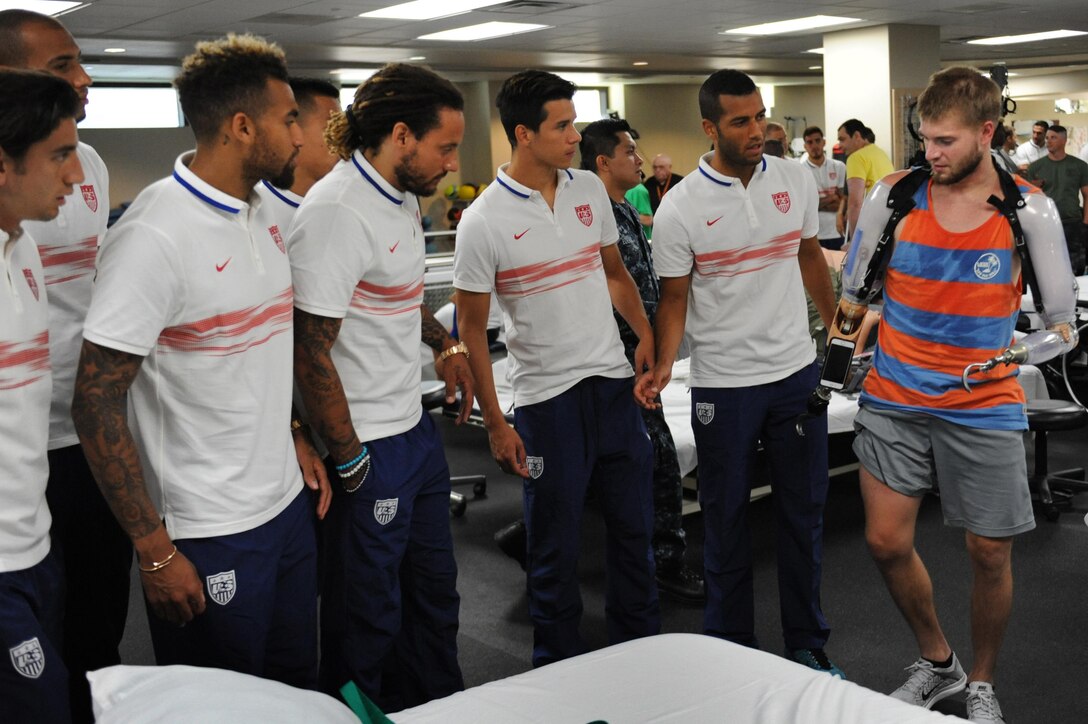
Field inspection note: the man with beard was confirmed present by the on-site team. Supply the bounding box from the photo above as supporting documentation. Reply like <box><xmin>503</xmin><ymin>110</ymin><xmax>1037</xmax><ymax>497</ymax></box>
<box><xmin>642</xmin><ymin>69</ymin><xmax>841</xmax><ymax>676</ymax></box>
<box><xmin>829</xmin><ymin>67</ymin><xmax>1077</xmax><ymax>723</ymax></box>
<box><xmin>288</xmin><ymin>63</ymin><xmax>472</xmax><ymax>710</ymax></box>
<box><xmin>73</xmin><ymin>34</ymin><xmax>329</xmax><ymax>687</ymax></box>
<box><xmin>0</xmin><ymin>12</ymin><xmax>125</xmax><ymax>720</ymax></box>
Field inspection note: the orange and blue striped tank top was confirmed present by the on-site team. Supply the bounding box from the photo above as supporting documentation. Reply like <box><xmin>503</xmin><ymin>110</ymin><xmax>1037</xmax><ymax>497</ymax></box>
<box><xmin>861</xmin><ymin>179</ymin><xmax>1028</xmax><ymax>430</ymax></box>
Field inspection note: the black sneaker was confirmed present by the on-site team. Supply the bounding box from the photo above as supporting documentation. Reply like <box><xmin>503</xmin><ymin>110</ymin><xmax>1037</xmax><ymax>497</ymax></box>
<box><xmin>493</xmin><ymin>519</ymin><xmax>527</xmax><ymax>570</ymax></box>
<box><xmin>655</xmin><ymin>563</ymin><xmax>705</xmax><ymax>604</ymax></box>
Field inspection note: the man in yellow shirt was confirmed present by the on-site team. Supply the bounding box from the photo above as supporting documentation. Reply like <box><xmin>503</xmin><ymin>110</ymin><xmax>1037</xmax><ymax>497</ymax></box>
<box><xmin>838</xmin><ymin>118</ymin><xmax>894</xmax><ymax>238</ymax></box>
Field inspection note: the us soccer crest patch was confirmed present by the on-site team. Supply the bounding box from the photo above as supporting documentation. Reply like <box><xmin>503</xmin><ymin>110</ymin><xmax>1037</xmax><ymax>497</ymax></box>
<box><xmin>269</xmin><ymin>225</ymin><xmax>286</xmax><ymax>254</ymax></box>
<box><xmin>9</xmin><ymin>638</ymin><xmax>45</xmax><ymax>679</ymax></box>
<box><xmin>81</xmin><ymin>184</ymin><xmax>98</xmax><ymax>212</ymax></box>
<box><xmin>526</xmin><ymin>456</ymin><xmax>544</xmax><ymax>479</ymax></box>
<box><xmin>575</xmin><ymin>204</ymin><xmax>593</xmax><ymax>227</ymax></box>
<box><xmin>696</xmin><ymin>402</ymin><xmax>715</xmax><ymax>425</ymax></box>
<box><xmin>772</xmin><ymin>191</ymin><xmax>791</xmax><ymax>214</ymax></box>
<box><xmin>22</xmin><ymin>269</ymin><xmax>38</xmax><ymax>301</ymax></box>
<box><xmin>374</xmin><ymin>498</ymin><xmax>398</xmax><ymax>525</ymax></box>
<box><xmin>206</xmin><ymin>570</ymin><xmax>237</xmax><ymax>606</ymax></box>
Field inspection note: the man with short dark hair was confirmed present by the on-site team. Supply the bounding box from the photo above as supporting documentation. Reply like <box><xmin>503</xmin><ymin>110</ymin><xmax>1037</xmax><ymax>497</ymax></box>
<box><xmin>800</xmin><ymin>125</ymin><xmax>847</xmax><ymax>250</ymax></box>
<box><xmin>256</xmin><ymin>76</ymin><xmax>342</xmax><ymax>228</ymax></box>
<box><xmin>1026</xmin><ymin>124</ymin><xmax>1088</xmax><ymax>274</ymax></box>
<box><xmin>838</xmin><ymin>118</ymin><xmax>893</xmax><ymax>236</ymax></box>
<box><xmin>0</xmin><ymin>10</ymin><xmax>124</xmax><ymax>721</ymax></box>
<box><xmin>645</xmin><ymin>68</ymin><xmax>841</xmax><ymax>677</ymax></box>
<box><xmin>579</xmin><ymin>117</ymin><xmax>704</xmax><ymax>603</ymax></box>
<box><xmin>73</xmin><ymin>34</ymin><xmax>328</xmax><ymax>687</ymax></box>
<box><xmin>290</xmin><ymin>63</ymin><xmax>471</xmax><ymax>710</ymax></box>
<box><xmin>0</xmin><ymin>67</ymin><xmax>84</xmax><ymax>724</ymax></box>
<box><xmin>455</xmin><ymin>70</ymin><xmax>660</xmax><ymax>667</ymax></box>
<box><xmin>1012</xmin><ymin>120</ymin><xmax>1048</xmax><ymax>169</ymax></box>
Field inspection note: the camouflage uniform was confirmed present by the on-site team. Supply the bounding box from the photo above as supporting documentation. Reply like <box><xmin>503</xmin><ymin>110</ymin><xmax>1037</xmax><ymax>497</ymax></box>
<box><xmin>610</xmin><ymin>198</ymin><xmax>687</xmax><ymax>569</ymax></box>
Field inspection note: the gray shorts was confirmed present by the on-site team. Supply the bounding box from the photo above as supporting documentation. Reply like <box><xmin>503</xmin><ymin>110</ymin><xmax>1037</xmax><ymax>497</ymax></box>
<box><xmin>852</xmin><ymin>405</ymin><xmax>1034</xmax><ymax>537</ymax></box>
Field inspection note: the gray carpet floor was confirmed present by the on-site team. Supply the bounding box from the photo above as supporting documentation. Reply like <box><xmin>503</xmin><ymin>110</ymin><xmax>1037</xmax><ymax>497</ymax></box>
<box><xmin>119</xmin><ymin>412</ymin><xmax>1088</xmax><ymax>722</ymax></box>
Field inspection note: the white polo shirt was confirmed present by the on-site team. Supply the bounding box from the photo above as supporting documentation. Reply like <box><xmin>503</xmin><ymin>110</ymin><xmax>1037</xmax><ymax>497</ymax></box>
<box><xmin>288</xmin><ymin>151</ymin><xmax>424</xmax><ymax>442</ymax></box>
<box><xmin>800</xmin><ymin>154</ymin><xmax>845</xmax><ymax>241</ymax></box>
<box><xmin>0</xmin><ymin>228</ymin><xmax>52</xmax><ymax>572</ymax></box>
<box><xmin>1013</xmin><ymin>139</ymin><xmax>1046</xmax><ymax>167</ymax></box>
<box><xmin>23</xmin><ymin>142</ymin><xmax>109</xmax><ymax>449</ymax></box>
<box><xmin>84</xmin><ymin>153</ymin><xmax>302</xmax><ymax>540</ymax></box>
<box><xmin>454</xmin><ymin>165</ymin><xmax>632</xmax><ymax>408</ymax></box>
<box><xmin>255</xmin><ymin>179</ymin><xmax>303</xmax><ymax>239</ymax></box>
<box><xmin>653</xmin><ymin>154</ymin><xmax>820</xmax><ymax>388</ymax></box>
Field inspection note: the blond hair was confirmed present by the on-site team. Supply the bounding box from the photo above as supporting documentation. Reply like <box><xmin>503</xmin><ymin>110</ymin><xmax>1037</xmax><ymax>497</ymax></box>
<box><xmin>917</xmin><ymin>66</ymin><xmax>1001</xmax><ymax>127</ymax></box>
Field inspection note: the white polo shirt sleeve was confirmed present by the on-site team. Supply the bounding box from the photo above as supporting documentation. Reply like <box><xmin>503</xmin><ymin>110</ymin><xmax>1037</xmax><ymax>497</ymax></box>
<box><xmin>85</xmin><ymin>217</ymin><xmax>183</xmax><ymax>356</ymax></box>
<box><xmin>452</xmin><ymin>209</ymin><xmax>497</xmax><ymax>294</ymax></box>
<box><xmin>650</xmin><ymin>194</ymin><xmax>694</xmax><ymax>278</ymax></box>
<box><xmin>288</xmin><ymin>198</ymin><xmax>373</xmax><ymax>319</ymax></box>
<box><xmin>798</xmin><ymin>169</ymin><xmax>821</xmax><ymax>239</ymax></box>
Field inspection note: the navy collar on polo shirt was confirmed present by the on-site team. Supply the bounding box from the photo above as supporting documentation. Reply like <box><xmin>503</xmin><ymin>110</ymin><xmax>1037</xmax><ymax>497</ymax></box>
<box><xmin>697</xmin><ymin>154</ymin><xmax>768</xmax><ymax>187</ymax></box>
<box><xmin>260</xmin><ymin>179</ymin><xmax>302</xmax><ymax>209</ymax></box>
<box><xmin>495</xmin><ymin>163</ymin><xmax>575</xmax><ymax>201</ymax></box>
<box><xmin>171</xmin><ymin>152</ymin><xmax>256</xmax><ymax>215</ymax></box>
<box><xmin>351</xmin><ymin>149</ymin><xmax>406</xmax><ymax>206</ymax></box>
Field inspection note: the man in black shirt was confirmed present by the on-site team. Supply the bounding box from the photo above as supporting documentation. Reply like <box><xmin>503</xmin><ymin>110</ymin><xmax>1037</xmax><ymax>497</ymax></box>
<box><xmin>644</xmin><ymin>153</ymin><xmax>684</xmax><ymax>214</ymax></box>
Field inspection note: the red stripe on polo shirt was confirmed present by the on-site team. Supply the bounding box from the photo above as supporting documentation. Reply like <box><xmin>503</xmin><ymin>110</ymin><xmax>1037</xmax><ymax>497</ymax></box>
<box><xmin>495</xmin><ymin>242</ymin><xmax>602</xmax><ymax>297</ymax></box>
<box><xmin>38</xmin><ymin>236</ymin><xmax>97</xmax><ymax>285</ymax></box>
<box><xmin>0</xmin><ymin>331</ymin><xmax>51</xmax><ymax>389</ymax></box>
<box><xmin>349</xmin><ymin>276</ymin><xmax>424</xmax><ymax>316</ymax></box>
<box><xmin>158</xmin><ymin>288</ymin><xmax>293</xmax><ymax>355</ymax></box>
<box><xmin>694</xmin><ymin>229</ymin><xmax>801</xmax><ymax>278</ymax></box>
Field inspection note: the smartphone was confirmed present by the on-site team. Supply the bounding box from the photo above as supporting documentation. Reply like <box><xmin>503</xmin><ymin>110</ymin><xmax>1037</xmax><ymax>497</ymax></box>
<box><xmin>820</xmin><ymin>337</ymin><xmax>856</xmax><ymax>390</ymax></box>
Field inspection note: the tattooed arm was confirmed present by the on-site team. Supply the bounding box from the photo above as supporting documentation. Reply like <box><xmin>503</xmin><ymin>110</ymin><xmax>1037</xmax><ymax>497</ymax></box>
<box><xmin>420</xmin><ymin>303</ymin><xmax>474</xmax><ymax>424</ymax></box>
<box><xmin>72</xmin><ymin>340</ymin><xmax>206</xmax><ymax>625</ymax></box>
<box><xmin>293</xmin><ymin>309</ymin><xmax>368</xmax><ymax>490</ymax></box>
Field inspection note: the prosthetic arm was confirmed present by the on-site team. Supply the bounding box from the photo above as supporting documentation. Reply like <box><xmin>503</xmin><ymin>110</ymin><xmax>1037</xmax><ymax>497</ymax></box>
<box><xmin>962</xmin><ymin>191</ymin><xmax>1080</xmax><ymax>389</ymax></box>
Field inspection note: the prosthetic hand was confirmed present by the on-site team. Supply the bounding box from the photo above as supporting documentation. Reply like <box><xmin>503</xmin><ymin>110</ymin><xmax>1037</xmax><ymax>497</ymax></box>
<box><xmin>961</xmin><ymin>325</ymin><xmax>1079</xmax><ymax>391</ymax></box>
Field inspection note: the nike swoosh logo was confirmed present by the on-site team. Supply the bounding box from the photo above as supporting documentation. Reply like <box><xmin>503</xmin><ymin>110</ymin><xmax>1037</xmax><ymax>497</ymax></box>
<box><xmin>514</xmin><ymin>228</ymin><xmax>530</xmax><ymax>240</ymax></box>
<box><xmin>215</xmin><ymin>258</ymin><xmax>231</xmax><ymax>272</ymax></box>
<box><xmin>706</xmin><ymin>216</ymin><xmax>723</xmax><ymax>227</ymax></box>
<box><xmin>389</xmin><ymin>241</ymin><xmax>400</xmax><ymax>253</ymax></box>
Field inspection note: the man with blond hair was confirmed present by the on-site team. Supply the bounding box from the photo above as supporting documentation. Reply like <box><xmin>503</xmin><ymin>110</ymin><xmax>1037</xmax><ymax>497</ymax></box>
<box><xmin>73</xmin><ymin>34</ymin><xmax>327</xmax><ymax>686</ymax></box>
<box><xmin>830</xmin><ymin>67</ymin><xmax>1078</xmax><ymax>723</ymax></box>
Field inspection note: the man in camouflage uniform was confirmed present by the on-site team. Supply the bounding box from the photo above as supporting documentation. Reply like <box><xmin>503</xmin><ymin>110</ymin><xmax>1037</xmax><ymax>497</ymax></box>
<box><xmin>580</xmin><ymin>118</ymin><xmax>704</xmax><ymax>602</ymax></box>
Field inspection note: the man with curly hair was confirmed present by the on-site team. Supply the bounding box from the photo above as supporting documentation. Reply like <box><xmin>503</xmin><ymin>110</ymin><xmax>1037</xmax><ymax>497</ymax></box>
<box><xmin>72</xmin><ymin>34</ymin><xmax>328</xmax><ymax>687</ymax></box>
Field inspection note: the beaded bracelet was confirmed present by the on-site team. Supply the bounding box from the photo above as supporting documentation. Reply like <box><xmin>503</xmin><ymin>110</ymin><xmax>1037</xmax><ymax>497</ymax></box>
<box><xmin>138</xmin><ymin>545</ymin><xmax>178</xmax><ymax>573</ymax></box>
<box><xmin>337</xmin><ymin>455</ymin><xmax>369</xmax><ymax>479</ymax></box>
<box><xmin>335</xmin><ymin>446</ymin><xmax>368</xmax><ymax>473</ymax></box>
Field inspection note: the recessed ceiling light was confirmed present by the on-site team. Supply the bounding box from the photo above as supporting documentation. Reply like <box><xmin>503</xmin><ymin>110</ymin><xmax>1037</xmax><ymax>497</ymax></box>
<box><xmin>360</xmin><ymin>0</ymin><xmax>506</xmax><ymax>21</ymax></box>
<box><xmin>632</xmin><ymin>61</ymin><xmax>648</xmax><ymax>66</ymax></box>
<box><xmin>0</xmin><ymin>1</ymin><xmax>84</xmax><ymax>15</ymax></box>
<box><xmin>418</xmin><ymin>21</ymin><xmax>549</xmax><ymax>42</ymax></box>
<box><xmin>722</xmin><ymin>15</ymin><xmax>861</xmax><ymax>36</ymax></box>
<box><xmin>331</xmin><ymin>68</ymin><xmax>379</xmax><ymax>83</ymax></box>
<box><xmin>104</xmin><ymin>48</ymin><xmax>126</xmax><ymax>54</ymax></box>
<box><xmin>967</xmin><ymin>29</ymin><xmax>1086</xmax><ymax>45</ymax></box>
<box><xmin>408</xmin><ymin>56</ymin><xmax>427</xmax><ymax>61</ymax></box>
<box><xmin>808</xmin><ymin>65</ymin><xmax>822</xmax><ymax>70</ymax></box>
<box><xmin>807</xmin><ymin>48</ymin><xmax>824</xmax><ymax>54</ymax></box>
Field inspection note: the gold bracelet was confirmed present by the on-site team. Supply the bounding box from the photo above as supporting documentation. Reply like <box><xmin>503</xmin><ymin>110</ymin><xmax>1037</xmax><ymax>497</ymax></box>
<box><xmin>139</xmin><ymin>545</ymin><xmax>178</xmax><ymax>573</ymax></box>
<box><xmin>438</xmin><ymin>341</ymin><xmax>469</xmax><ymax>362</ymax></box>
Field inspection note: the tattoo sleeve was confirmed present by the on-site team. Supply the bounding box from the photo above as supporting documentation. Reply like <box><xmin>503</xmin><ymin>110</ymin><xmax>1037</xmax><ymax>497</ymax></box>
<box><xmin>420</xmin><ymin>303</ymin><xmax>453</xmax><ymax>353</ymax></box>
<box><xmin>71</xmin><ymin>340</ymin><xmax>161</xmax><ymax>541</ymax></box>
<box><xmin>293</xmin><ymin>308</ymin><xmax>362</xmax><ymax>464</ymax></box>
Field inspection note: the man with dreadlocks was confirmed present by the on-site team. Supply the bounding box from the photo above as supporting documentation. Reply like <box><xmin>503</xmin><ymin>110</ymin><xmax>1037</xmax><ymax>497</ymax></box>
<box><xmin>73</xmin><ymin>33</ymin><xmax>326</xmax><ymax>687</ymax></box>
<box><xmin>289</xmin><ymin>62</ymin><xmax>471</xmax><ymax>710</ymax></box>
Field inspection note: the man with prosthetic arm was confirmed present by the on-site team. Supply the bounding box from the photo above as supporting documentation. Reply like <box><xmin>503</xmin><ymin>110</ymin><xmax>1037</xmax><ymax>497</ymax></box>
<box><xmin>822</xmin><ymin>67</ymin><xmax>1077</xmax><ymax>724</ymax></box>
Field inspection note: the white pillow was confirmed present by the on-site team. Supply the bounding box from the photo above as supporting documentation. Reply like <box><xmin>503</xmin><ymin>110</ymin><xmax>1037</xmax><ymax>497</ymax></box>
<box><xmin>88</xmin><ymin>665</ymin><xmax>359</xmax><ymax>723</ymax></box>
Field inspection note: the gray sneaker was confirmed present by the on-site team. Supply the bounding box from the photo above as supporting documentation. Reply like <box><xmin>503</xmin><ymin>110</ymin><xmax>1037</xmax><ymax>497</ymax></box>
<box><xmin>890</xmin><ymin>654</ymin><xmax>967</xmax><ymax>709</ymax></box>
<box><xmin>966</xmin><ymin>681</ymin><xmax>1006</xmax><ymax>724</ymax></box>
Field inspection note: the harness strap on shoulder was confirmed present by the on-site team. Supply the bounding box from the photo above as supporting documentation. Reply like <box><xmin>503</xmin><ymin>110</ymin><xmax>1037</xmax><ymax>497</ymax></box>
<box><xmin>855</xmin><ymin>166</ymin><xmax>929</xmax><ymax>304</ymax></box>
<box><xmin>985</xmin><ymin>158</ymin><xmax>1044</xmax><ymax>316</ymax></box>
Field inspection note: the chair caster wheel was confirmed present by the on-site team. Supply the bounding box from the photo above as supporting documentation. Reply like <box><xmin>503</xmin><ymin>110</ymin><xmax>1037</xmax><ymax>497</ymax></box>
<box><xmin>473</xmin><ymin>481</ymin><xmax>487</xmax><ymax>498</ymax></box>
<box><xmin>1043</xmin><ymin>504</ymin><xmax>1060</xmax><ymax>522</ymax></box>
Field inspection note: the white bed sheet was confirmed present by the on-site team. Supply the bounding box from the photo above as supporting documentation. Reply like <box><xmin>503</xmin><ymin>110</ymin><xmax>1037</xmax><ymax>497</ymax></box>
<box><xmin>391</xmin><ymin>633</ymin><xmax>958</xmax><ymax>723</ymax></box>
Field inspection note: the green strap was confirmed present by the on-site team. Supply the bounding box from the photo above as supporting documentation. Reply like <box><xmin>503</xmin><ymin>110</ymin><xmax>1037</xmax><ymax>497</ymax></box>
<box><xmin>339</xmin><ymin>681</ymin><xmax>395</xmax><ymax>724</ymax></box>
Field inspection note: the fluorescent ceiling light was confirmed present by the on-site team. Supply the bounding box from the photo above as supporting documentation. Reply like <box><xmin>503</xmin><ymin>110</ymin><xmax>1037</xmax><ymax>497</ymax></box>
<box><xmin>419</xmin><ymin>21</ymin><xmax>549</xmax><ymax>42</ymax></box>
<box><xmin>967</xmin><ymin>29</ymin><xmax>1086</xmax><ymax>46</ymax></box>
<box><xmin>331</xmin><ymin>68</ymin><xmax>378</xmax><ymax>83</ymax></box>
<box><xmin>808</xmin><ymin>65</ymin><xmax>822</xmax><ymax>70</ymax></box>
<box><xmin>722</xmin><ymin>15</ymin><xmax>860</xmax><ymax>36</ymax></box>
<box><xmin>103</xmin><ymin>48</ymin><xmax>126</xmax><ymax>54</ymax></box>
<box><xmin>360</xmin><ymin>0</ymin><xmax>506</xmax><ymax>21</ymax></box>
<box><xmin>806</xmin><ymin>48</ymin><xmax>824</xmax><ymax>55</ymax></box>
<box><xmin>632</xmin><ymin>61</ymin><xmax>648</xmax><ymax>66</ymax></box>
<box><xmin>0</xmin><ymin>1</ymin><xmax>84</xmax><ymax>14</ymax></box>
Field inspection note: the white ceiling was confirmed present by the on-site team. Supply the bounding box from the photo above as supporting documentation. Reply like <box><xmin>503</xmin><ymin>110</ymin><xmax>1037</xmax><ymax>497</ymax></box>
<box><xmin>59</xmin><ymin>0</ymin><xmax>1088</xmax><ymax>90</ymax></box>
